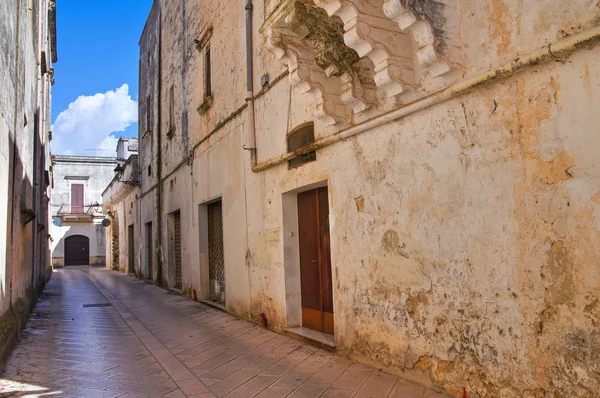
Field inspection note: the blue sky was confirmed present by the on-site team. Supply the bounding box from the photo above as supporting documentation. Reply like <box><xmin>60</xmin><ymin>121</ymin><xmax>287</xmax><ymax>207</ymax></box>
<box><xmin>51</xmin><ymin>1</ymin><xmax>153</xmax><ymax>156</ymax></box>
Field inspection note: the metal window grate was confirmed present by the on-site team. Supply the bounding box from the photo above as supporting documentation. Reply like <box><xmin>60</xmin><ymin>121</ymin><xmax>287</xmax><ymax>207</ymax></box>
<box><xmin>147</xmin><ymin>222</ymin><xmax>153</xmax><ymax>280</ymax></box>
<box><xmin>174</xmin><ymin>212</ymin><xmax>182</xmax><ymax>289</ymax></box>
<box><xmin>287</xmin><ymin>123</ymin><xmax>316</xmax><ymax>169</ymax></box>
<box><xmin>208</xmin><ymin>200</ymin><xmax>225</xmax><ymax>304</ymax></box>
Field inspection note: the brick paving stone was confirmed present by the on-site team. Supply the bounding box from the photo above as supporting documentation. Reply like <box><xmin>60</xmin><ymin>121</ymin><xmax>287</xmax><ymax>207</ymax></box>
<box><xmin>388</xmin><ymin>379</ymin><xmax>426</xmax><ymax>398</ymax></box>
<box><xmin>60</xmin><ymin>377</ymin><xmax>120</xmax><ymax>390</ymax></box>
<box><xmin>210</xmin><ymin>387</ymin><xmax>234</xmax><ymax>397</ymax></box>
<box><xmin>255</xmin><ymin>387</ymin><xmax>294</xmax><ymax>398</ymax></box>
<box><xmin>200</xmin><ymin>377</ymin><xmax>222</xmax><ymax>387</ymax></box>
<box><xmin>423</xmin><ymin>390</ymin><xmax>450</xmax><ymax>398</ymax></box>
<box><xmin>271</xmin><ymin>372</ymin><xmax>312</xmax><ymax>389</ymax></box>
<box><xmin>354</xmin><ymin>371</ymin><xmax>397</xmax><ymax>398</ymax></box>
<box><xmin>222</xmin><ymin>375</ymin><xmax>280</xmax><ymax>398</ymax></box>
<box><xmin>321</xmin><ymin>389</ymin><xmax>356</xmax><ymax>398</ymax></box>
<box><xmin>0</xmin><ymin>267</ymin><xmax>450</xmax><ymax>398</ymax></box>
<box><xmin>176</xmin><ymin>378</ymin><xmax>212</xmax><ymax>395</ymax></box>
<box><xmin>288</xmin><ymin>382</ymin><xmax>330</xmax><ymax>397</ymax></box>
<box><xmin>330</xmin><ymin>365</ymin><xmax>374</xmax><ymax>391</ymax></box>
<box><xmin>61</xmin><ymin>386</ymin><xmax>126</xmax><ymax>398</ymax></box>
<box><xmin>209</xmin><ymin>367</ymin><xmax>263</xmax><ymax>390</ymax></box>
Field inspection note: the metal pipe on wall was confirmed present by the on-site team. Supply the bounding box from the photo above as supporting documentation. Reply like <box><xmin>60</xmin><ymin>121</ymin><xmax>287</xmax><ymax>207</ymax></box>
<box><xmin>245</xmin><ymin>0</ymin><xmax>257</xmax><ymax>167</ymax></box>
<box><xmin>251</xmin><ymin>24</ymin><xmax>600</xmax><ymax>173</ymax></box>
<box><xmin>155</xmin><ymin>5</ymin><xmax>164</xmax><ymax>286</ymax></box>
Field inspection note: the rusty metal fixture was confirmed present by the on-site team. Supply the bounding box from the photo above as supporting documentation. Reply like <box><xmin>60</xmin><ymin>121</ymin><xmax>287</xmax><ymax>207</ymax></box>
<box><xmin>20</xmin><ymin>208</ymin><xmax>36</xmax><ymax>225</ymax></box>
<box><xmin>243</xmin><ymin>0</ymin><xmax>257</xmax><ymax>167</ymax></box>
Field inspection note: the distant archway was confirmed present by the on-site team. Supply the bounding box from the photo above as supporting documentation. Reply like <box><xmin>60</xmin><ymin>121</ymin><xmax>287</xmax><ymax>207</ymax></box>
<box><xmin>64</xmin><ymin>235</ymin><xmax>90</xmax><ymax>265</ymax></box>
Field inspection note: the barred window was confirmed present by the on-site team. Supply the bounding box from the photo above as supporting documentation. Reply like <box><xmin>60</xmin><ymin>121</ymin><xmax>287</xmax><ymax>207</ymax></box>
<box><xmin>287</xmin><ymin>123</ymin><xmax>316</xmax><ymax>169</ymax></box>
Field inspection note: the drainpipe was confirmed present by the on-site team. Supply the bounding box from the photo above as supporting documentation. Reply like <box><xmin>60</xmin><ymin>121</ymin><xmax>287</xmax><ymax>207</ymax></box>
<box><xmin>244</xmin><ymin>0</ymin><xmax>257</xmax><ymax>167</ymax></box>
<box><xmin>155</xmin><ymin>7</ymin><xmax>164</xmax><ymax>286</ymax></box>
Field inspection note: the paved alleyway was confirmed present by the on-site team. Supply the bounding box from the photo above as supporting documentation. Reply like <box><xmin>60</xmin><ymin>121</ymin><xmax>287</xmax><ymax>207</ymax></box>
<box><xmin>0</xmin><ymin>268</ymin><xmax>450</xmax><ymax>398</ymax></box>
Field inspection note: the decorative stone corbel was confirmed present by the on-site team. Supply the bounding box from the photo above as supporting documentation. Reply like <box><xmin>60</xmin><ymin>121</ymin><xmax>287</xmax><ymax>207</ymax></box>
<box><xmin>262</xmin><ymin>2</ymin><xmax>350</xmax><ymax>125</ymax></box>
<box><xmin>383</xmin><ymin>0</ymin><xmax>452</xmax><ymax>79</ymax></box>
<box><xmin>313</xmin><ymin>0</ymin><xmax>415</xmax><ymax>98</ymax></box>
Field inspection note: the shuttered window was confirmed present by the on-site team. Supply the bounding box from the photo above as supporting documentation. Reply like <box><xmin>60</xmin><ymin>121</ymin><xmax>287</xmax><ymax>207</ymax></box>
<box><xmin>71</xmin><ymin>184</ymin><xmax>84</xmax><ymax>213</ymax></box>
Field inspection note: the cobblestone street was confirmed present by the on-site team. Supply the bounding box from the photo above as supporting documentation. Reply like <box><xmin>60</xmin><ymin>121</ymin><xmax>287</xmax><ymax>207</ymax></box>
<box><xmin>0</xmin><ymin>268</ymin><xmax>449</xmax><ymax>397</ymax></box>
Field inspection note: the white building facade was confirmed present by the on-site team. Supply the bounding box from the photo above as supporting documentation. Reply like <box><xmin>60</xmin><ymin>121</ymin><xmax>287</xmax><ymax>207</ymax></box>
<box><xmin>50</xmin><ymin>155</ymin><xmax>117</xmax><ymax>267</ymax></box>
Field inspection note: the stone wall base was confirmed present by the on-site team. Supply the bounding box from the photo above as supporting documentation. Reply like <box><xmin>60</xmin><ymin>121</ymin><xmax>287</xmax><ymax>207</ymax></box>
<box><xmin>0</xmin><ymin>273</ymin><xmax>51</xmax><ymax>374</ymax></box>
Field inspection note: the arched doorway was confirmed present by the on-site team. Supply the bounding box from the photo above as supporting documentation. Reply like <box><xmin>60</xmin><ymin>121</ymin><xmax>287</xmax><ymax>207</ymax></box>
<box><xmin>64</xmin><ymin>235</ymin><xmax>90</xmax><ymax>265</ymax></box>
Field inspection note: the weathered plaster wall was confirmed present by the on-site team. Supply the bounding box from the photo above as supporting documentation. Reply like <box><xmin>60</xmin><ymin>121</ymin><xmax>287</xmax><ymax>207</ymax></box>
<box><xmin>49</xmin><ymin>222</ymin><xmax>107</xmax><ymax>262</ymax></box>
<box><xmin>248</xmin><ymin>23</ymin><xmax>600</xmax><ymax>398</ymax></box>
<box><xmin>246</xmin><ymin>1</ymin><xmax>600</xmax><ymax>397</ymax></box>
<box><xmin>50</xmin><ymin>156</ymin><xmax>117</xmax><ymax>266</ymax></box>
<box><xmin>50</xmin><ymin>156</ymin><xmax>118</xmax><ymax>213</ymax></box>
<box><xmin>102</xmin><ymin>192</ymin><xmax>138</xmax><ymax>273</ymax></box>
<box><xmin>102</xmin><ymin>154</ymin><xmax>140</xmax><ymax>274</ymax></box>
<box><xmin>136</xmin><ymin>0</ymin><xmax>251</xmax><ymax>317</ymax></box>
<box><xmin>134</xmin><ymin>0</ymin><xmax>600</xmax><ymax>396</ymax></box>
<box><xmin>138</xmin><ymin>0</ymin><xmax>163</xmax><ymax>285</ymax></box>
<box><xmin>0</xmin><ymin>0</ymin><xmax>18</xmax><ymax>319</ymax></box>
<box><xmin>0</xmin><ymin>0</ymin><xmax>55</xmax><ymax>373</ymax></box>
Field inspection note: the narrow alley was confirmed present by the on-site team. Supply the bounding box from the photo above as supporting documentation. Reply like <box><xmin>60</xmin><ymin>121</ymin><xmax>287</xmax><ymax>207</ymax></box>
<box><xmin>0</xmin><ymin>267</ymin><xmax>448</xmax><ymax>398</ymax></box>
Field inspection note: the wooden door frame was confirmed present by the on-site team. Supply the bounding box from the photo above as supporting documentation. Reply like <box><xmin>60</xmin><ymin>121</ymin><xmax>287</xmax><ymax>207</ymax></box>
<box><xmin>128</xmin><ymin>224</ymin><xmax>135</xmax><ymax>274</ymax></box>
<box><xmin>281</xmin><ymin>180</ymin><xmax>336</xmax><ymax>335</ymax></box>
<box><xmin>64</xmin><ymin>234</ymin><xmax>90</xmax><ymax>265</ymax></box>
<box><xmin>197</xmin><ymin>196</ymin><xmax>225</xmax><ymax>305</ymax></box>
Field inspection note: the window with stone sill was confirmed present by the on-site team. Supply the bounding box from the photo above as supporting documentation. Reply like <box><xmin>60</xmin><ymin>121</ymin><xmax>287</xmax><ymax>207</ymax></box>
<box><xmin>167</xmin><ymin>84</ymin><xmax>175</xmax><ymax>138</ymax></box>
<box><xmin>195</xmin><ymin>26</ymin><xmax>213</xmax><ymax>116</ymax></box>
<box><xmin>287</xmin><ymin>123</ymin><xmax>316</xmax><ymax>169</ymax></box>
<box><xmin>146</xmin><ymin>93</ymin><xmax>152</xmax><ymax>134</ymax></box>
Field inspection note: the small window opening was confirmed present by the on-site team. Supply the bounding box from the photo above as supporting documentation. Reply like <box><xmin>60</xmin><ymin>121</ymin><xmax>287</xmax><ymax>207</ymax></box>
<box><xmin>287</xmin><ymin>123</ymin><xmax>316</xmax><ymax>169</ymax></box>
<box><xmin>204</xmin><ymin>46</ymin><xmax>212</xmax><ymax>98</ymax></box>
<box><xmin>148</xmin><ymin>164</ymin><xmax>152</xmax><ymax>177</ymax></box>
<box><xmin>168</xmin><ymin>85</ymin><xmax>175</xmax><ymax>134</ymax></box>
<box><xmin>146</xmin><ymin>94</ymin><xmax>151</xmax><ymax>132</ymax></box>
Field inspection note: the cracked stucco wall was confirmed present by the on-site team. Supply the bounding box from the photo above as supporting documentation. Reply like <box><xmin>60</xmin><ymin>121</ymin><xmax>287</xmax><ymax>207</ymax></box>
<box><xmin>246</xmin><ymin>1</ymin><xmax>600</xmax><ymax>397</ymax></box>
<box><xmin>249</xmin><ymin>50</ymin><xmax>600</xmax><ymax>397</ymax></box>
<box><xmin>132</xmin><ymin>0</ymin><xmax>600</xmax><ymax>396</ymax></box>
<box><xmin>0</xmin><ymin>0</ymin><xmax>55</xmax><ymax>372</ymax></box>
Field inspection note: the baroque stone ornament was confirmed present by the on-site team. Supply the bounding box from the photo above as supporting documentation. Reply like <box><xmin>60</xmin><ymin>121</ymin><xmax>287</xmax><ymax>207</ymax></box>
<box><xmin>313</xmin><ymin>0</ymin><xmax>455</xmax><ymax>94</ymax></box>
<box><xmin>382</xmin><ymin>0</ymin><xmax>452</xmax><ymax>79</ymax></box>
<box><xmin>312</xmin><ymin>0</ymin><xmax>416</xmax><ymax>98</ymax></box>
<box><xmin>262</xmin><ymin>0</ymin><xmax>375</xmax><ymax>125</ymax></box>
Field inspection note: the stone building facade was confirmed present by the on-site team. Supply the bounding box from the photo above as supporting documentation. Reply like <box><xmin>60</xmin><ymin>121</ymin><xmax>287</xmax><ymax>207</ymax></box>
<box><xmin>102</xmin><ymin>137</ymin><xmax>141</xmax><ymax>274</ymax></box>
<box><xmin>0</xmin><ymin>0</ymin><xmax>57</xmax><ymax>371</ymax></box>
<box><xmin>125</xmin><ymin>0</ymin><xmax>600</xmax><ymax>396</ymax></box>
<box><xmin>50</xmin><ymin>155</ymin><xmax>117</xmax><ymax>267</ymax></box>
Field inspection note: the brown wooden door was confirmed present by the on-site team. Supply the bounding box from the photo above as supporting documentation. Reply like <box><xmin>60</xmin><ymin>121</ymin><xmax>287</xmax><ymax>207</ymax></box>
<box><xmin>64</xmin><ymin>235</ymin><xmax>89</xmax><ymax>265</ymax></box>
<box><xmin>71</xmin><ymin>184</ymin><xmax>84</xmax><ymax>213</ymax></box>
<box><xmin>298</xmin><ymin>187</ymin><xmax>334</xmax><ymax>335</ymax></box>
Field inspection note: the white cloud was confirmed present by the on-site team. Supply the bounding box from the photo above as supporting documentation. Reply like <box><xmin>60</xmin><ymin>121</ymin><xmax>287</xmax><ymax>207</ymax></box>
<box><xmin>51</xmin><ymin>84</ymin><xmax>137</xmax><ymax>156</ymax></box>
<box><xmin>98</xmin><ymin>135</ymin><xmax>120</xmax><ymax>156</ymax></box>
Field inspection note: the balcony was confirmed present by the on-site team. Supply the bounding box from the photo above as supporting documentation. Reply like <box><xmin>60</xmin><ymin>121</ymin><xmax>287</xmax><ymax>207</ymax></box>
<box><xmin>56</xmin><ymin>204</ymin><xmax>103</xmax><ymax>222</ymax></box>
